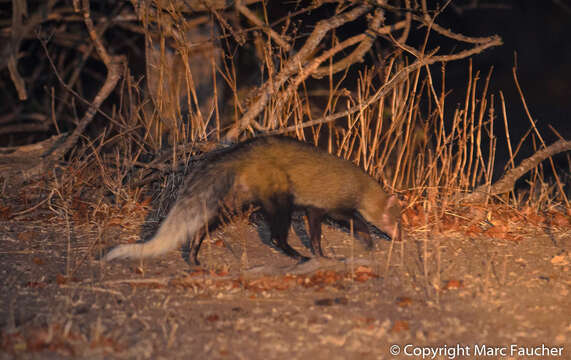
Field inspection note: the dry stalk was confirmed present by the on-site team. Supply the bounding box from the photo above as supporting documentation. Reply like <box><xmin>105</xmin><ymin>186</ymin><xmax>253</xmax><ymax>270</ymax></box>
<box><xmin>235</xmin><ymin>0</ymin><xmax>290</xmax><ymax>51</ymax></box>
<box><xmin>224</xmin><ymin>4</ymin><xmax>373</xmax><ymax>140</ymax></box>
<box><xmin>49</xmin><ymin>1</ymin><xmax>124</xmax><ymax>164</ymax></box>
<box><xmin>512</xmin><ymin>66</ymin><xmax>569</xmax><ymax>208</ymax></box>
<box><xmin>269</xmin><ymin>36</ymin><xmax>501</xmax><ymax>137</ymax></box>
<box><xmin>462</xmin><ymin>139</ymin><xmax>571</xmax><ymax>204</ymax></box>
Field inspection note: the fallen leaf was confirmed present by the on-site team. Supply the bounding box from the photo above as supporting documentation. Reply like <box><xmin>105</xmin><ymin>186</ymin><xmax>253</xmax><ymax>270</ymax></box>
<box><xmin>443</xmin><ymin>279</ymin><xmax>464</xmax><ymax>290</ymax></box>
<box><xmin>214</xmin><ymin>239</ymin><xmax>225</xmax><ymax>248</ymax></box>
<box><xmin>396</xmin><ymin>297</ymin><xmax>413</xmax><ymax>307</ymax></box>
<box><xmin>391</xmin><ymin>320</ymin><xmax>409</xmax><ymax>332</ymax></box>
<box><xmin>551</xmin><ymin>254</ymin><xmax>569</xmax><ymax>266</ymax></box>
<box><xmin>205</xmin><ymin>314</ymin><xmax>219</xmax><ymax>322</ymax></box>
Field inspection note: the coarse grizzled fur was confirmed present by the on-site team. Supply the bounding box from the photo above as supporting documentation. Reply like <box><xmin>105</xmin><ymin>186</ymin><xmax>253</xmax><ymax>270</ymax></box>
<box><xmin>104</xmin><ymin>136</ymin><xmax>402</xmax><ymax>264</ymax></box>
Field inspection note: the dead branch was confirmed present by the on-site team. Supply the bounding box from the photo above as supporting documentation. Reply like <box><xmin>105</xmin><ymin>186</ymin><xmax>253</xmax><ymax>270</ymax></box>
<box><xmin>235</xmin><ymin>0</ymin><xmax>290</xmax><ymax>51</ymax></box>
<box><xmin>512</xmin><ymin>65</ymin><xmax>569</xmax><ymax>208</ymax></box>
<box><xmin>2</xmin><ymin>1</ymin><xmax>66</xmax><ymax>100</ymax></box>
<box><xmin>0</xmin><ymin>133</ymin><xmax>66</xmax><ymax>159</ymax></box>
<box><xmin>8</xmin><ymin>0</ymin><xmax>28</xmax><ymax>100</ymax></box>
<box><xmin>0</xmin><ymin>0</ymin><xmax>123</xmax><ymax>182</ymax></box>
<box><xmin>0</xmin><ymin>122</ymin><xmax>50</xmax><ymax>135</ymax></box>
<box><xmin>0</xmin><ymin>133</ymin><xmax>66</xmax><ymax>181</ymax></box>
<box><xmin>146</xmin><ymin>0</ymin><xmax>261</xmax><ymax>12</ymax></box>
<box><xmin>224</xmin><ymin>4</ymin><xmax>372</xmax><ymax>141</ymax></box>
<box><xmin>273</xmin><ymin>14</ymin><xmax>408</xmax><ymax>115</ymax></box>
<box><xmin>44</xmin><ymin>0</ymin><xmax>124</xmax><ymax>161</ymax></box>
<box><xmin>461</xmin><ymin>139</ymin><xmax>571</xmax><ymax>203</ymax></box>
<box><xmin>269</xmin><ymin>36</ymin><xmax>502</xmax><ymax>135</ymax></box>
<box><xmin>224</xmin><ymin>1</ymin><xmax>503</xmax><ymax>141</ymax></box>
<box><xmin>397</xmin><ymin>0</ymin><xmax>412</xmax><ymax>44</ymax></box>
<box><xmin>2</xmin><ymin>0</ymin><xmax>125</xmax><ymax>174</ymax></box>
<box><xmin>311</xmin><ymin>9</ymin><xmax>386</xmax><ymax>79</ymax></box>
<box><xmin>412</xmin><ymin>14</ymin><xmax>499</xmax><ymax>44</ymax></box>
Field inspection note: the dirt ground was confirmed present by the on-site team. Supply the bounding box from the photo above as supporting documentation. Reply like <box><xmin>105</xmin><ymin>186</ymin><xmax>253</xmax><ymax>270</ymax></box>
<box><xmin>0</xmin><ymin>207</ymin><xmax>569</xmax><ymax>359</ymax></box>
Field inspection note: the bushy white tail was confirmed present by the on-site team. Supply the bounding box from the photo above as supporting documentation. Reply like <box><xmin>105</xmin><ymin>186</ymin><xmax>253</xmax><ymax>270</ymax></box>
<box><xmin>103</xmin><ymin>206</ymin><xmax>202</xmax><ymax>261</ymax></box>
<box><xmin>104</xmin><ymin>161</ymin><xmax>235</xmax><ymax>262</ymax></box>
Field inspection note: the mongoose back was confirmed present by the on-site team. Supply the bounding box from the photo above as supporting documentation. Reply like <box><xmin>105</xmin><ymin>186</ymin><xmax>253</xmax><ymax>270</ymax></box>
<box><xmin>104</xmin><ymin>136</ymin><xmax>401</xmax><ymax>264</ymax></box>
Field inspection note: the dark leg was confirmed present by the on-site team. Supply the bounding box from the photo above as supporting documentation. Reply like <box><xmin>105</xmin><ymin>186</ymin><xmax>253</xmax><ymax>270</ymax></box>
<box><xmin>353</xmin><ymin>216</ymin><xmax>373</xmax><ymax>249</ymax></box>
<box><xmin>265</xmin><ymin>194</ymin><xmax>308</xmax><ymax>262</ymax></box>
<box><xmin>189</xmin><ymin>232</ymin><xmax>205</xmax><ymax>265</ymax></box>
<box><xmin>306</xmin><ymin>207</ymin><xmax>327</xmax><ymax>257</ymax></box>
<box><xmin>182</xmin><ymin>235</ymin><xmax>192</xmax><ymax>264</ymax></box>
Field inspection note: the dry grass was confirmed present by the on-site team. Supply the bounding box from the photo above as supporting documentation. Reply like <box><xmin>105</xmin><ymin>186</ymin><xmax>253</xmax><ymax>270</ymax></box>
<box><xmin>2</xmin><ymin>3</ymin><xmax>570</xmax><ymax>358</ymax></box>
<box><xmin>72</xmin><ymin>52</ymin><xmax>566</xmax><ymax>209</ymax></box>
<box><xmin>8</xmin><ymin>1</ymin><xmax>566</xmax><ymax>275</ymax></box>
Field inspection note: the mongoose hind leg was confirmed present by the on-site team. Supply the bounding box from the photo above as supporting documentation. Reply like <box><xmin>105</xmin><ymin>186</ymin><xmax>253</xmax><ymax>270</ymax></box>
<box><xmin>265</xmin><ymin>194</ymin><xmax>309</xmax><ymax>262</ymax></box>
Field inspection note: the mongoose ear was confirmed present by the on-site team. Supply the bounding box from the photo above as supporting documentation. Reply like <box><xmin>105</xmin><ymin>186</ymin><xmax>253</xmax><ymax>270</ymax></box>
<box><xmin>386</xmin><ymin>194</ymin><xmax>401</xmax><ymax>211</ymax></box>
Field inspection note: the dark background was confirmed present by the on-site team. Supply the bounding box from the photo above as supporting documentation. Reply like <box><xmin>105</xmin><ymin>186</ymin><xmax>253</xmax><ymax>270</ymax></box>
<box><xmin>439</xmin><ymin>0</ymin><xmax>570</xmax><ymax>176</ymax></box>
<box><xmin>1</xmin><ymin>0</ymin><xmax>569</xmax><ymax>180</ymax></box>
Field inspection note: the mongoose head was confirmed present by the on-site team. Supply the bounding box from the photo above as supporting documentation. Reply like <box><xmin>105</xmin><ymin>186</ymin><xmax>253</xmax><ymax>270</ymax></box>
<box><xmin>361</xmin><ymin>193</ymin><xmax>402</xmax><ymax>242</ymax></box>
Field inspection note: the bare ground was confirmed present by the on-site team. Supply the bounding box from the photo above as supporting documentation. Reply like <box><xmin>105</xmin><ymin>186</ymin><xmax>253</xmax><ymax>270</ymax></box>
<box><xmin>0</xmin><ymin>209</ymin><xmax>569</xmax><ymax>359</ymax></box>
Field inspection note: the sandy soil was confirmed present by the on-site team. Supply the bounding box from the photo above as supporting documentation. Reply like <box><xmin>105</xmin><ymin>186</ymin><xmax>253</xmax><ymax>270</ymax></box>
<box><xmin>0</xmin><ymin>208</ymin><xmax>569</xmax><ymax>359</ymax></box>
